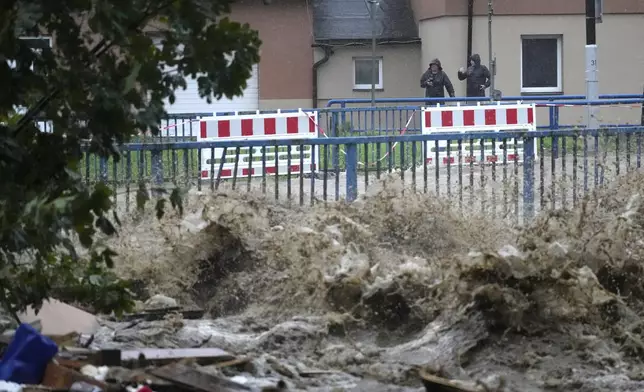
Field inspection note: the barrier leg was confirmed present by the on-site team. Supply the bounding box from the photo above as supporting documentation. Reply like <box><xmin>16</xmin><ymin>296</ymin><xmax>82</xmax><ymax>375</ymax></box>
<box><xmin>523</xmin><ymin>135</ymin><xmax>535</xmax><ymax>222</ymax></box>
<box><xmin>345</xmin><ymin>143</ymin><xmax>358</xmax><ymax>202</ymax></box>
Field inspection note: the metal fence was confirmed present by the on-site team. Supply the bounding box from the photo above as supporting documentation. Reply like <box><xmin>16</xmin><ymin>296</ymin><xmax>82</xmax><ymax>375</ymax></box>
<box><xmin>40</xmin><ymin>93</ymin><xmax>642</xmax><ymax>137</ymax></box>
<box><xmin>86</xmin><ymin>126</ymin><xmax>644</xmax><ymax>224</ymax></box>
<box><xmin>324</xmin><ymin>94</ymin><xmax>644</xmax><ymax>133</ymax></box>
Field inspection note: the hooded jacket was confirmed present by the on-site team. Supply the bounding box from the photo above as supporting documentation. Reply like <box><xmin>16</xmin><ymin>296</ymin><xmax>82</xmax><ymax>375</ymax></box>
<box><xmin>457</xmin><ymin>54</ymin><xmax>491</xmax><ymax>97</ymax></box>
<box><xmin>420</xmin><ymin>59</ymin><xmax>455</xmax><ymax>99</ymax></box>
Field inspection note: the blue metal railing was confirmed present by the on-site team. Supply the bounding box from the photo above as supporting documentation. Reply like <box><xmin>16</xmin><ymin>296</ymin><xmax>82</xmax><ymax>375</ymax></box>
<box><xmin>101</xmin><ymin>96</ymin><xmax>643</xmax><ymax>147</ymax></box>
<box><xmin>48</xmin><ymin>95</ymin><xmax>641</xmax><ymax>143</ymax></box>
<box><xmin>320</xmin><ymin>96</ymin><xmax>644</xmax><ymax>162</ymax></box>
<box><xmin>323</xmin><ymin>97</ymin><xmax>644</xmax><ymax>132</ymax></box>
<box><xmin>87</xmin><ymin>126</ymin><xmax>644</xmax><ymax>224</ymax></box>
<box><xmin>324</xmin><ymin>94</ymin><xmax>644</xmax><ymax>107</ymax></box>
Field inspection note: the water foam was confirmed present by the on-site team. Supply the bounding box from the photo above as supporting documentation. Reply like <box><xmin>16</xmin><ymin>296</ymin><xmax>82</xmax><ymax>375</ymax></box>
<box><xmin>102</xmin><ymin>172</ymin><xmax>644</xmax><ymax>391</ymax></box>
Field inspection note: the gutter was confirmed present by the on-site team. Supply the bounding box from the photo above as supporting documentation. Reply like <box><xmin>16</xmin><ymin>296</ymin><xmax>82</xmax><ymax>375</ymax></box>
<box><xmin>312</xmin><ymin>44</ymin><xmax>334</xmax><ymax>109</ymax></box>
<box><xmin>315</xmin><ymin>38</ymin><xmax>421</xmax><ymax>46</ymax></box>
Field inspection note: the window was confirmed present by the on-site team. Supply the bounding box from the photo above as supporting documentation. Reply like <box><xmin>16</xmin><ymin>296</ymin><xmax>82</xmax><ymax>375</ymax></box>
<box><xmin>520</xmin><ymin>35</ymin><xmax>562</xmax><ymax>93</ymax></box>
<box><xmin>20</xmin><ymin>37</ymin><xmax>52</xmax><ymax>50</ymax></box>
<box><xmin>10</xmin><ymin>37</ymin><xmax>53</xmax><ymax>131</ymax></box>
<box><xmin>7</xmin><ymin>37</ymin><xmax>52</xmax><ymax>70</ymax></box>
<box><xmin>353</xmin><ymin>57</ymin><xmax>383</xmax><ymax>90</ymax></box>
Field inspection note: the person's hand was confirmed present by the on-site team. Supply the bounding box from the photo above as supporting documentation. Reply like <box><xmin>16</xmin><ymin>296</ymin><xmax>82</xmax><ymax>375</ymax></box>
<box><xmin>479</xmin><ymin>85</ymin><xmax>485</xmax><ymax>90</ymax></box>
<box><xmin>459</xmin><ymin>67</ymin><xmax>466</xmax><ymax>73</ymax></box>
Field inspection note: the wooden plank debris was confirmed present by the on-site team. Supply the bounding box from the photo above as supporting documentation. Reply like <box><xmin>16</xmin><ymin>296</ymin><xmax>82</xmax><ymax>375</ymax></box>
<box><xmin>41</xmin><ymin>362</ymin><xmax>107</xmax><ymax>390</ymax></box>
<box><xmin>214</xmin><ymin>357</ymin><xmax>252</xmax><ymax>369</ymax></box>
<box><xmin>149</xmin><ymin>363</ymin><xmax>253</xmax><ymax>392</ymax></box>
<box><xmin>115</xmin><ymin>307</ymin><xmax>205</xmax><ymax>322</ymax></box>
<box><xmin>299</xmin><ymin>369</ymin><xmax>343</xmax><ymax>377</ymax></box>
<box><xmin>122</xmin><ymin>348</ymin><xmax>235</xmax><ymax>365</ymax></box>
<box><xmin>419</xmin><ymin>369</ymin><xmax>479</xmax><ymax>392</ymax></box>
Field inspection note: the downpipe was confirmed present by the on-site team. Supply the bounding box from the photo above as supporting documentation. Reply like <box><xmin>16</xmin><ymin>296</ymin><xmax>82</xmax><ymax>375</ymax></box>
<box><xmin>467</xmin><ymin>0</ymin><xmax>473</xmax><ymax>63</ymax></box>
<box><xmin>312</xmin><ymin>45</ymin><xmax>334</xmax><ymax>109</ymax></box>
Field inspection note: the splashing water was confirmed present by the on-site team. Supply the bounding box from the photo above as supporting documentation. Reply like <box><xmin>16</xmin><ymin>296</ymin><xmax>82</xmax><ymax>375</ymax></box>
<box><xmin>98</xmin><ymin>173</ymin><xmax>644</xmax><ymax>391</ymax></box>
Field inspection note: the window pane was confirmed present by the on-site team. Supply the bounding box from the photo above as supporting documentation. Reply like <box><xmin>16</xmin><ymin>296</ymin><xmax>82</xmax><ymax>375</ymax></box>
<box><xmin>354</xmin><ymin>59</ymin><xmax>380</xmax><ymax>85</ymax></box>
<box><xmin>20</xmin><ymin>38</ymin><xmax>50</xmax><ymax>49</ymax></box>
<box><xmin>522</xmin><ymin>38</ymin><xmax>558</xmax><ymax>88</ymax></box>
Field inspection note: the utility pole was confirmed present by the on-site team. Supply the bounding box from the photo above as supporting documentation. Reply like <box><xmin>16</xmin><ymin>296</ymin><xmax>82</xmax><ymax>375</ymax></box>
<box><xmin>488</xmin><ymin>0</ymin><xmax>495</xmax><ymax>101</ymax></box>
<box><xmin>585</xmin><ymin>0</ymin><xmax>601</xmax><ymax>129</ymax></box>
<box><xmin>369</xmin><ymin>0</ymin><xmax>378</xmax><ymax>106</ymax></box>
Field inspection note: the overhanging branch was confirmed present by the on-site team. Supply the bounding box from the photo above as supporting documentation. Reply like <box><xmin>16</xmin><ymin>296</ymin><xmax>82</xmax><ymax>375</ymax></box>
<box><xmin>12</xmin><ymin>1</ymin><xmax>175</xmax><ymax>135</ymax></box>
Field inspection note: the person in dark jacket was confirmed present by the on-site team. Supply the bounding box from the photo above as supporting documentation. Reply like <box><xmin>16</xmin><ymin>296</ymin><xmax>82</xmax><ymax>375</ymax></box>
<box><xmin>457</xmin><ymin>54</ymin><xmax>491</xmax><ymax>98</ymax></box>
<box><xmin>420</xmin><ymin>59</ymin><xmax>455</xmax><ymax>104</ymax></box>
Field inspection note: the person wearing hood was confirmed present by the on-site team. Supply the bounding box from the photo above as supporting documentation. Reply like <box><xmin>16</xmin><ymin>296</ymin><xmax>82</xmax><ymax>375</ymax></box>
<box><xmin>457</xmin><ymin>54</ymin><xmax>491</xmax><ymax>98</ymax></box>
<box><xmin>420</xmin><ymin>59</ymin><xmax>455</xmax><ymax>103</ymax></box>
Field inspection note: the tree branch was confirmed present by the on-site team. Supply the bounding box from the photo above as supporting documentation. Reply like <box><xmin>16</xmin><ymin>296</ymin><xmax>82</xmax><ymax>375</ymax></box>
<box><xmin>12</xmin><ymin>1</ymin><xmax>175</xmax><ymax>135</ymax></box>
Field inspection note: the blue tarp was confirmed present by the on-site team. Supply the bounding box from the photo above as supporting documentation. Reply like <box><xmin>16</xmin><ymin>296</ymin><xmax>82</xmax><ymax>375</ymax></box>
<box><xmin>0</xmin><ymin>323</ymin><xmax>58</xmax><ymax>384</ymax></box>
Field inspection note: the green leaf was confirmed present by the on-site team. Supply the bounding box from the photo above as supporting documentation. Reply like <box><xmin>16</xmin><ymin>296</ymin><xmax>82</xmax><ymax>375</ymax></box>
<box><xmin>0</xmin><ymin>0</ymin><xmax>260</xmax><ymax>317</ymax></box>
<box><xmin>112</xmin><ymin>210</ymin><xmax>122</xmax><ymax>227</ymax></box>
<box><xmin>89</xmin><ymin>275</ymin><xmax>102</xmax><ymax>286</ymax></box>
<box><xmin>61</xmin><ymin>238</ymin><xmax>79</xmax><ymax>261</ymax></box>
<box><xmin>123</xmin><ymin>62</ymin><xmax>142</xmax><ymax>94</ymax></box>
<box><xmin>52</xmin><ymin>196</ymin><xmax>75</xmax><ymax>212</ymax></box>
<box><xmin>96</xmin><ymin>216</ymin><xmax>117</xmax><ymax>236</ymax></box>
<box><xmin>79</xmin><ymin>231</ymin><xmax>94</xmax><ymax>248</ymax></box>
<box><xmin>101</xmin><ymin>248</ymin><xmax>118</xmax><ymax>268</ymax></box>
<box><xmin>155</xmin><ymin>198</ymin><xmax>166</xmax><ymax>220</ymax></box>
<box><xmin>169</xmin><ymin>187</ymin><xmax>184</xmax><ymax>216</ymax></box>
<box><xmin>136</xmin><ymin>181</ymin><xmax>150</xmax><ymax>211</ymax></box>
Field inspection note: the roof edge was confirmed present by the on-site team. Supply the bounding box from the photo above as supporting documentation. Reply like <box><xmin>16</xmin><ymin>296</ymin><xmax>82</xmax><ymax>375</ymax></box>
<box><xmin>313</xmin><ymin>38</ymin><xmax>421</xmax><ymax>46</ymax></box>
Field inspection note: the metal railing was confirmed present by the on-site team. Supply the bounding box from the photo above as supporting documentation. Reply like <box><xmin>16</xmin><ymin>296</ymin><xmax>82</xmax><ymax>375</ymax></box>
<box><xmin>321</xmin><ymin>96</ymin><xmax>644</xmax><ymax>136</ymax></box>
<box><xmin>324</xmin><ymin>94</ymin><xmax>644</xmax><ymax>107</ymax></box>
<box><xmin>85</xmin><ymin>126</ymin><xmax>644</xmax><ymax>224</ymax></box>
<box><xmin>40</xmin><ymin>93</ymin><xmax>642</xmax><ymax>138</ymax></box>
<box><xmin>158</xmin><ymin>96</ymin><xmax>642</xmax><ymax>163</ymax></box>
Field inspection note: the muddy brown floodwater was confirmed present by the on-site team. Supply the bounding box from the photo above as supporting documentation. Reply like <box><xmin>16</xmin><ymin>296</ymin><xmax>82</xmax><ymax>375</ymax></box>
<box><xmin>95</xmin><ymin>171</ymin><xmax>644</xmax><ymax>391</ymax></box>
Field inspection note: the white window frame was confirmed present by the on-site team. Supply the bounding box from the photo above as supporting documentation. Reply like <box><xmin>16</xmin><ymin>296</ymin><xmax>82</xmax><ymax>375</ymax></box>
<box><xmin>520</xmin><ymin>35</ymin><xmax>562</xmax><ymax>94</ymax></box>
<box><xmin>353</xmin><ymin>57</ymin><xmax>383</xmax><ymax>90</ymax></box>
<box><xmin>7</xmin><ymin>37</ymin><xmax>53</xmax><ymax>70</ymax></box>
<box><xmin>11</xmin><ymin>37</ymin><xmax>54</xmax><ymax>122</ymax></box>
<box><xmin>19</xmin><ymin>36</ymin><xmax>53</xmax><ymax>49</ymax></box>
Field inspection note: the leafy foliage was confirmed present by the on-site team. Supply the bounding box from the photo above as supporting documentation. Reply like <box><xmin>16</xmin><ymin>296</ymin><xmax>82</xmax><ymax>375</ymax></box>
<box><xmin>0</xmin><ymin>0</ymin><xmax>261</xmax><ymax>317</ymax></box>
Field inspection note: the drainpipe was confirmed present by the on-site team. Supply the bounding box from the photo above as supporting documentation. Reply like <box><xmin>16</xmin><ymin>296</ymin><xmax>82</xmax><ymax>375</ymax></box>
<box><xmin>312</xmin><ymin>45</ymin><xmax>334</xmax><ymax>108</ymax></box>
<box><xmin>467</xmin><ymin>0</ymin><xmax>473</xmax><ymax>65</ymax></box>
<box><xmin>487</xmin><ymin>0</ymin><xmax>495</xmax><ymax>100</ymax></box>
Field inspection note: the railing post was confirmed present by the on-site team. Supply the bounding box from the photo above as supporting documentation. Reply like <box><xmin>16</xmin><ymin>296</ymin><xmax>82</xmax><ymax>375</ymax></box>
<box><xmin>522</xmin><ymin>135</ymin><xmax>536</xmax><ymax>222</ymax></box>
<box><xmin>345</xmin><ymin>143</ymin><xmax>358</xmax><ymax>201</ymax></box>
<box><xmin>549</xmin><ymin>104</ymin><xmax>559</xmax><ymax>159</ymax></box>
<box><xmin>640</xmin><ymin>85</ymin><xmax>644</xmax><ymax>126</ymax></box>
<box><xmin>151</xmin><ymin>149</ymin><xmax>164</xmax><ymax>189</ymax></box>
<box><xmin>99</xmin><ymin>157</ymin><xmax>108</xmax><ymax>183</ymax></box>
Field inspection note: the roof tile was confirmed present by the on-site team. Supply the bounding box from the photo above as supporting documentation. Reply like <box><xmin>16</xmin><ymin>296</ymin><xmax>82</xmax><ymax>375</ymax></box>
<box><xmin>312</xmin><ymin>0</ymin><xmax>419</xmax><ymax>41</ymax></box>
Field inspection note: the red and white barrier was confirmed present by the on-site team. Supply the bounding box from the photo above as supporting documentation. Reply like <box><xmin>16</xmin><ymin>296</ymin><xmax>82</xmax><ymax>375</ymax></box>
<box><xmin>198</xmin><ymin>110</ymin><xmax>319</xmax><ymax>180</ymax></box>
<box><xmin>421</xmin><ymin>102</ymin><xmax>537</xmax><ymax>166</ymax></box>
